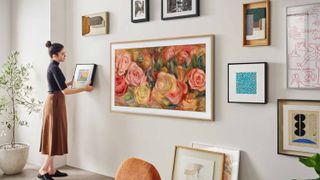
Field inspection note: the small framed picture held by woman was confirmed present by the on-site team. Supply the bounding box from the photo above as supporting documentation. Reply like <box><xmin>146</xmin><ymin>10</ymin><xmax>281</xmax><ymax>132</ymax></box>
<box><xmin>38</xmin><ymin>41</ymin><xmax>94</xmax><ymax>180</ymax></box>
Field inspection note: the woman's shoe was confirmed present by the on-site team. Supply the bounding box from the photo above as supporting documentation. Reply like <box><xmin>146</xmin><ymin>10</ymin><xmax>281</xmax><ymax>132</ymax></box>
<box><xmin>50</xmin><ymin>170</ymin><xmax>68</xmax><ymax>177</ymax></box>
<box><xmin>37</xmin><ymin>173</ymin><xmax>54</xmax><ymax>180</ymax></box>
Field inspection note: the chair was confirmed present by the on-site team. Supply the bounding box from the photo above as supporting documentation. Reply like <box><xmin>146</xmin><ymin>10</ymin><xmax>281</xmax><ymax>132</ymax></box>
<box><xmin>115</xmin><ymin>157</ymin><xmax>161</xmax><ymax>180</ymax></box>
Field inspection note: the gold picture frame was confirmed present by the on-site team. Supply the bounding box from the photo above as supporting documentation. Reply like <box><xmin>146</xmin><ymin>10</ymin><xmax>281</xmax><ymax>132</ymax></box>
<box><xmin>278</xmin><ymin>99</ymin><xmax>320</xmax><ymax>157</ymax></box>
<box><xmin>171</xmin><ymin>146</ymin><xmax>225</xmax><ymax>180</ymax></box>
<box><xmin>243</xmin><ymin>0</ymin><xmax>270</xmax><ymax>47</ymax></box>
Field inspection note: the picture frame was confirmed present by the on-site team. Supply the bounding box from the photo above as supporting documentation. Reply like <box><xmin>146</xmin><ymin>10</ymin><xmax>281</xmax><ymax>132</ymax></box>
<box><xmin>82</xmin><ymin>12</ymin><xmax>109</xmax><ymax>36</ymax></box>
<box><xmin>131</xmin><ymin>0</ymin><xmax>149</xmax><ymax>23</ymax></box>
<box><xmin>171</xmin><ymin>146</ymin><xmax>225</xmax><ymax>180</ymax></box>
<box><xmin>286</xmin><ymin>3</ymin><xmax>320</xmax><ymax>89</ymax></box>
<box><xmin>228</xmin><ymin>62</ymin><xmax>268</xmax><ymax>104</ymax></box>
<box><xmin>162</xmin><ymin>0</ymin><xmax>200</xmax><ymax>20</ymax></box>
<box><xmin>191</xmin><ymin>142</ymin><xmax>240</xmax><ymax>180</ymax></box>
<box><xmin>110</xmin><ymin>35</ymin><xmax>214</xmax><ymax>120</ymax></box>
<box><xmin>72</xmin><ymin>64</ymin><xmax>97</xmax><ymax>89</ymax></box>
<box><xmin>243</xmin><ymin>0</ymin><xmax>270</xmax><ymax>46</ymax></box>
<box><xmin>278</xmin><ymin>99</ymin><xmax>320</xmax><ymax>157</ymax></box>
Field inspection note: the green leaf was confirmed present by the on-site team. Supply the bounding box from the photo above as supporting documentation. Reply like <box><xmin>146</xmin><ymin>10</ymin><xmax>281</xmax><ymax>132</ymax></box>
<box><xmin>299</xmin><ymin>157</ymin><xmax>316</xmax><ymax>167</ymax></box>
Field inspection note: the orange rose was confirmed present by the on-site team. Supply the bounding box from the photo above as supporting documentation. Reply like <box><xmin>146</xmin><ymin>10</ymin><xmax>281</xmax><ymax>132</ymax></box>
<box><xmin>166</xmin><ymin>81</ymin><xmax>188</xmax><ymax>105</ymax></box>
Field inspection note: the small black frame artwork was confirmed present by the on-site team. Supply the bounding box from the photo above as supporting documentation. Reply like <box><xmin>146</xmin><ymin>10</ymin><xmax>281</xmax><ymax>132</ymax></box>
<box><xmin>131</xmin><ymin>0</ymin><xmax>149</xmax><ymax>23</ymax></box>
<box><xmin>161</xmin><ymin>0</ymin><xmax>200</xmax><ymax>20</ymax></box>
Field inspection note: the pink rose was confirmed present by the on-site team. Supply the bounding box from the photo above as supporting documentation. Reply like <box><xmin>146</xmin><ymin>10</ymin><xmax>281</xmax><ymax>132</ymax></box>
<box><xmin>188</xmin><ymin>68</ymin><xmax>206</xmax><ymax>92</ymax></box>
<box><xmin>125</xmin><ymin>62</ymin><xmax>147</xmax><ymax>87</ymax></box>
<box><xmin>115</xmin><ymin>74</ymin><xmax>128</xmax><ymax>97</ymax></box>
<box><xmin>115</xmin><ymin>50</ymin><xmax>132</xmax><ymax>76</ymax></box>
<box><xmin>166</xmin><ymin>81</ymin><xmax>188</xmax><ymax>105</ymax></box>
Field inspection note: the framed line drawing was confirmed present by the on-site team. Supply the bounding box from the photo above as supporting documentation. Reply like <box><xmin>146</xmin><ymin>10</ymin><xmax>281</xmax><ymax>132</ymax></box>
<box><xmin>243</xmin><ymin>0</ymin><xmax>271</xmax><ymax>46</ymax></box>
<box><xmin>171</xmin><ymin>146</ymin><xmax>225</xmax><ymax>180</ymax></box>
<box><xmin>72</xmin><ymin>64</ymin><xmax>97</xmax><ymax>89</ymax></box>
<box><xmin>110</xmin><ymin>35</ymin><xmax>214</xmax><ymax>120</ymax></box>
<box><xmin>192</xmin><ymin>142</ymin><xmax>240</xmax><ymax>180</ymax></box>
<box><xmin>228</xmin><ymin>62</ymin><xmax>268</xmax><ymax>104</ymax></box>
<box><xmin>131</xmin><ymin>0</ymin><xmax>149</xmax><ymax>23</ymax></box>
<box><xmin>162</xmin><ymin>0</ymin><xmax>200</xmax><ymax>20</ymax></box>
<box><xmin>278</xmin><ymin>99</ymin><xmax>320</xmax><ymax>157</ymax></box>
<box><xmin>287</xmin><ymin>3</ymin><xmax>320</xmax><ymax>89</ymax></box>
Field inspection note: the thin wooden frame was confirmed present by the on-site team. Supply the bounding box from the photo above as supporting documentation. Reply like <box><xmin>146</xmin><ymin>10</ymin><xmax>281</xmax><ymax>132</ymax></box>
<box><xmin>278</xmin><ymin>99</ymin><xmax>320</xmax><ymax>157</ymax></box>
<box><xmin>171</xmin><ymin>146</ymin><xmax>225</xmax><ymax>180</ymax></box>
<box><xmin>228</xmin><ymin>62</ymin><xmax>268</xmax><ymax>104</ymax></box>
<box><xmin>161</xmin><ymin>0</ymin><xmax>200</xmax><ymax>20</ymax></box>
<box><xmin>131</xmin><ymin>0</ymin><xmax>149</xmax><ymax>23</ymax></box>
<box><xmin>110</xmin><ymin>34</ymin><xmax>215</xmax><ymax>120</ymax></box>
<box><xmin>243</xmin><ymin>0</ymin><xmax>270</xmax><ymax>47</ymax></box>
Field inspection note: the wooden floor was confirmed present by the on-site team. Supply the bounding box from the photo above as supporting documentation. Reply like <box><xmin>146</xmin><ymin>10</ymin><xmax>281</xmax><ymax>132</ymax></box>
<box><xmin>0</xmin><ymin>164</ymin><xmax>114</xmax><ymax>180</ymax></box>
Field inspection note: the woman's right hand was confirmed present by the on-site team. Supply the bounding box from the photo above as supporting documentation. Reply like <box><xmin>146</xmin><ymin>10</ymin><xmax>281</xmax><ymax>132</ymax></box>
<box><xmin>82</xmin><ymin>85</ymin><xmax>94</xmax><ymax>92</ymax></box>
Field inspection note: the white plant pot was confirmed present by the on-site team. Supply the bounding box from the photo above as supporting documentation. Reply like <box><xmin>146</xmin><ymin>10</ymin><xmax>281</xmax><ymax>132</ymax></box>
<box><xmin>0</xmin><ymin>143</ymin><xmax>29</xmax><ymax>175</ymax></box>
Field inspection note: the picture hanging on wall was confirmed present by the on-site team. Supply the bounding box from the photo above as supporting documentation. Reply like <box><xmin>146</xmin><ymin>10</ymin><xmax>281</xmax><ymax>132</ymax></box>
<box><xmin>228</xmin><ymin>62</ymin><xmax>268</xmax><ymax>104</ymax></box>
<box><xmin>278</xmin><ymin>99</ymin><xmax>320</xmax><ymax>157</ymax></box>
<box><xmin>171</xmin><ymin>146</ymin><xmax>225</xmax><ymax>180</ymax></box>
<box><xmin>111</xmin><ymin>35</ymin><xmax>214</xmax><ymax>120</ymax></box>
<box><xmin>82</xmin><ymin>12</ymin><xmax>109</xmax><ymax>36</ymax></box>
<box><xmin>191</xmin><ymin>142</ymin><xmax>240</xmax><ymax>180</ymax></box>
<box><xmin>161</xmin><ymin>0</ymin><xmax>200</xmax><ymax>20</ymax></box>
<box><xmin>72</xmin><ymin>64</ymin><xmax>97</xmax><ymax>89</ymax></box>
<box><xmin>243</xmin><ymin>0</ymin><xmax>270</xmax><ymax>46</ymax></box>
<box><xmin>131</xmin><ymin>0</ymin><xmax>149</xmax><ymax>23</ymax></box>
<box><xmin>287</xmin><ymin>3</ymin><xmax>320</xmax><ymax>89</ymax></box>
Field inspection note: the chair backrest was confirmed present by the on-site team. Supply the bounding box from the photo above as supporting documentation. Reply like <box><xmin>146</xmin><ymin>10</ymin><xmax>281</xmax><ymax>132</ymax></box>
<box><xmin>115</xmin><ymin>157</ymin><xmax>161</xmax><ymax>180</ymax></box>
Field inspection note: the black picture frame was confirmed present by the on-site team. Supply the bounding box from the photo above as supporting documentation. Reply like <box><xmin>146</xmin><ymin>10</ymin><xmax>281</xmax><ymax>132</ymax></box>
<box><xmin>72</xmin><ymin>64</ymin><xmax>97</xmax><ymax>88</ymax></box>
<box><xmin>227</xmin><ymin>62</ymin><xmax>268</xmax><ymax>104</ymax></box>
<box><xmin>161</xmin><ymin>0</ymin><xmax>200</xmax><ymax>20</ymax></box>
<box><xmin>131</xmin><ymin>0</ymin><xmax>149</xmax><ymax>23</ymax></box>
<box><xmin>277</xmin><ymin>99</ymin><xmax>320</xmax><ymax>157</ymax></box>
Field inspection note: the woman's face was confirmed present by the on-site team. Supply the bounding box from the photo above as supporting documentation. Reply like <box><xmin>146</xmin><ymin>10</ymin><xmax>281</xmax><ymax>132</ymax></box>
<box><xmin>53</xmin><ymin>48</ymin><xmax>66</xmax><ymax>62</ymax></box>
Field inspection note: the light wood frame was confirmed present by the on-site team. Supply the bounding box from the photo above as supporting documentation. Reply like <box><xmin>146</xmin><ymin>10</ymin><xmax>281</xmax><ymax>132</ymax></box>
<box><xmin>243</xmin><ymin>0</ymin><xmax>271</xmax><ymax>47</ymax></box>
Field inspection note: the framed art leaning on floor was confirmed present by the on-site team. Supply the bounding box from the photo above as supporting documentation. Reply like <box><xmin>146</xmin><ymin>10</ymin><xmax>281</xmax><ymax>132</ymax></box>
<box><xmin>110</xmin><ymin>35</ymin><xmax>214</xmax><ymax>120</ymax></box>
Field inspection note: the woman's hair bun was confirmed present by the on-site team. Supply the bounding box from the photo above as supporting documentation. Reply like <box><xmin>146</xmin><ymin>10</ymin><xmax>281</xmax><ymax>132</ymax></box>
<box><xmin>45</xmin><ymin>41</ymin><xmax>52</xmax><ymax>48</ymax></box>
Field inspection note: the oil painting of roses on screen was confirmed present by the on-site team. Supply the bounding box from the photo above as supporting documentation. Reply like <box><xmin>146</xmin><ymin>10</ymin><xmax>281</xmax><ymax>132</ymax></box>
<box><xmin>111</xmin><ymin>35</ymin><xmax>214</xmax><ymax>120</ymax></box>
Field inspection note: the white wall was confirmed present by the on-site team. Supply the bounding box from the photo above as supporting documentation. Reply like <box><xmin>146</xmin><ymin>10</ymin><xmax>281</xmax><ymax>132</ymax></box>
<box><xmin>65</xmin><ymin>0</ymin><xmax>320</xmax><ymax>179</ymax></box>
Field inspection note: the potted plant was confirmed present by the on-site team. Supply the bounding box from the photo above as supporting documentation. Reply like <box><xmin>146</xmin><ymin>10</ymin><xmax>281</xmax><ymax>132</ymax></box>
<box><xmin>0</xmin><ymin>51</ymin><xmax>42</xmax><ymax>175</ymax></box>
<box><xmin>297</xmin><ymin>153</ymin><xmax>320</xmax><ymax>180</ymax></box>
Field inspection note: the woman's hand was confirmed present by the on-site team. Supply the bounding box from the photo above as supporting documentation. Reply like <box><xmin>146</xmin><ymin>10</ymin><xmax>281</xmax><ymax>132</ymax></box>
<box><xmin>82</xmin><ymin>85</ymin><xmax>94</xmax><ymax>92</ymax></box>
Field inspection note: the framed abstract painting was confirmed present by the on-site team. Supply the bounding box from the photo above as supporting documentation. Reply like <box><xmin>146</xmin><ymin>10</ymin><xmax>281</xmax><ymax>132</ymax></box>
<box><xmin>171</xmin><ymin>146</ymin><xmax>224</xmax><ymax>180</ymax></box>
<box><xmin>162</xmin><ymin>0</ymin><xmax>200</xmax><ymax>20</ymax></box>
<box><xmin>72</xmin><ymin>64</ymin><xmax>97</xmax><ymax>89</ymax></box>
<box><xmin>82</xmin><ymin>12</ymin><xmax>109</xmax><ymax>36</ymax></box>
<box><xmin>287</xmin><ymin>3</ymin><xmax>320</xmax><ymax>89</ymax></box>
<box><xmin>111</xmin><ymin>35</ymin><xmax>214</xmax><ymax>120</ymax></box>
<box><xmin>228</xmin><ymin>62</ymin><xmax>268</xmax><ymax>104</ymax></box>
<box><xmin>131</xmin><ymin>0</ymin><xmax>149</xmax><ymax>23</ymax></box>
<box><xmin>278</xmin><ymin>99</ymin><xmax>320</xmax><ymax>157</ymax></box>
<box><xmin>243</xmin><ymin>0</ymin><xmax>270</xmax><ymax>46</ymax></box>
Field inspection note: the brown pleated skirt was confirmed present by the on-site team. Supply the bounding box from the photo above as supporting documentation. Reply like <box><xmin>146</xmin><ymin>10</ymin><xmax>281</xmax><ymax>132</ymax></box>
<box><xmin>39</xmin><ymin>92</ymin><xmax>68</xmax><ymax>156</ymax></box>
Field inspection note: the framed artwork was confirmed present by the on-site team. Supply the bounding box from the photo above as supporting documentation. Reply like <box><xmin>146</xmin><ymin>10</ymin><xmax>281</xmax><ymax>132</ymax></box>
<box><xmin>192</xmin><ymin>142</ymin><xmax>240</xmax><ymax>180</ymax></box>
<box><xmin>72</xmin><ymin>64</ymin><xmax>97</xmax><ymax>89</ymax></box>
<box><xmin>278</xmin><ymin>99</ymin><xmax>320</xmax><ymax>157</ymax></box>
<box><xmin>287</xmin><ymin>3</ymin><xmax>320</xmax><ymax>89</ymax></box>
<box><xmin>82</xmin><ymin>12</ymin><xmax>109</xmax><ymax>36</ymax></box>
<box><xmin>111</xmin><ymin>35</ymin><xmax>214</xmax><ymax>120</ymax></box>
<box><xmin>228</xmin><ymin>62</ymin><xmax>268</xmax><ymax>104</ymax></box>
<box><xmin>131</xmin><ymin>0</ymin><xmax>149</xmax><ymax>23</ymax></box>
<box><xmin>171</xmin><ymin>146</ymin><xmax>225</xmax><ymax>180</ymax></box>
<box><xmin>161</xmin><ymin>0</ymin><xmax>200</xmax><ymax>20</ymax></box>
<box><xmin>243</xmin><ymin>0</ymin><xmax>270</xmax><ymax>46</ymax></box>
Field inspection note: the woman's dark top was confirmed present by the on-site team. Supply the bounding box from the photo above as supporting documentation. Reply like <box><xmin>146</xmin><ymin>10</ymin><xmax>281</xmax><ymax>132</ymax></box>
<box><xmin>47</xmin><ymin>61</ymin><xmax>67</xmax><ymax>92</ymax></box>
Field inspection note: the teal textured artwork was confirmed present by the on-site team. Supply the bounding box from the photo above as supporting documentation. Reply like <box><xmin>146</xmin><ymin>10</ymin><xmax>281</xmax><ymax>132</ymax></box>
<box><xmin>236</xmin><ymin>72</ymin><xmax>257</xmax><ymax>94</ymax></box>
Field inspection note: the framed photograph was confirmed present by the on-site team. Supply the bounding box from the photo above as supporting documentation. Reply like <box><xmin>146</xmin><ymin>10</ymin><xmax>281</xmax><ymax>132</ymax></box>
<box><xmin>111</xmin><ymin>35</ymin><xmax>214</xmax><ymax>120</ymax></box>
<box><xmin>131</xmin><ymin>0</ymin><xmax>149</xmax><ymax>23</ymax></box>
<box><xmin>278</xmin><ymin>99</ymin><xmax>320</xmax><ymax>157</ymax></box>
<box><xmin>287</xmin><ymin>3</ymin><xmax>320</xmax><ymax>89</ymax></box>
<box><xmin>162</xmin><ymin>0</ymin><xmax>200</xmax><ymax>20</ymax></box>
<box><xmin>171</xmin><ymin>146</ymin><xmax>225</xmax><ymax>180</ymax></box>
<box><xmin>228</xmin><ymin>62</ymin><xmax>268</xmax><ymax>104</ymax></box>
<box><xmin>82</xmin><ymin>12</ymin><xmax>109</xmax><ymax>36</ymax></box>
<box><xmin>72</xmin><ymin>64</ymin><xmax>97</xmax><ymax>89</ymax></box>
<box><xmin>192</xmin><ymin>142</ymin><xmax>240</xmax><ymax>180</ymax></box>
<box><xmin>243</xmin><ymin>0</ymin><xmax>270</xmax><ymax>46</ymax></box>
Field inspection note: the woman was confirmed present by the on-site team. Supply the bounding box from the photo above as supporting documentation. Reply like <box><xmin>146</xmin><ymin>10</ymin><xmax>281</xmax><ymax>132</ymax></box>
<box><xmin>38</xmin><ymin>41</ymin><xmax>94</xmax><ymax>180</ymax></box>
